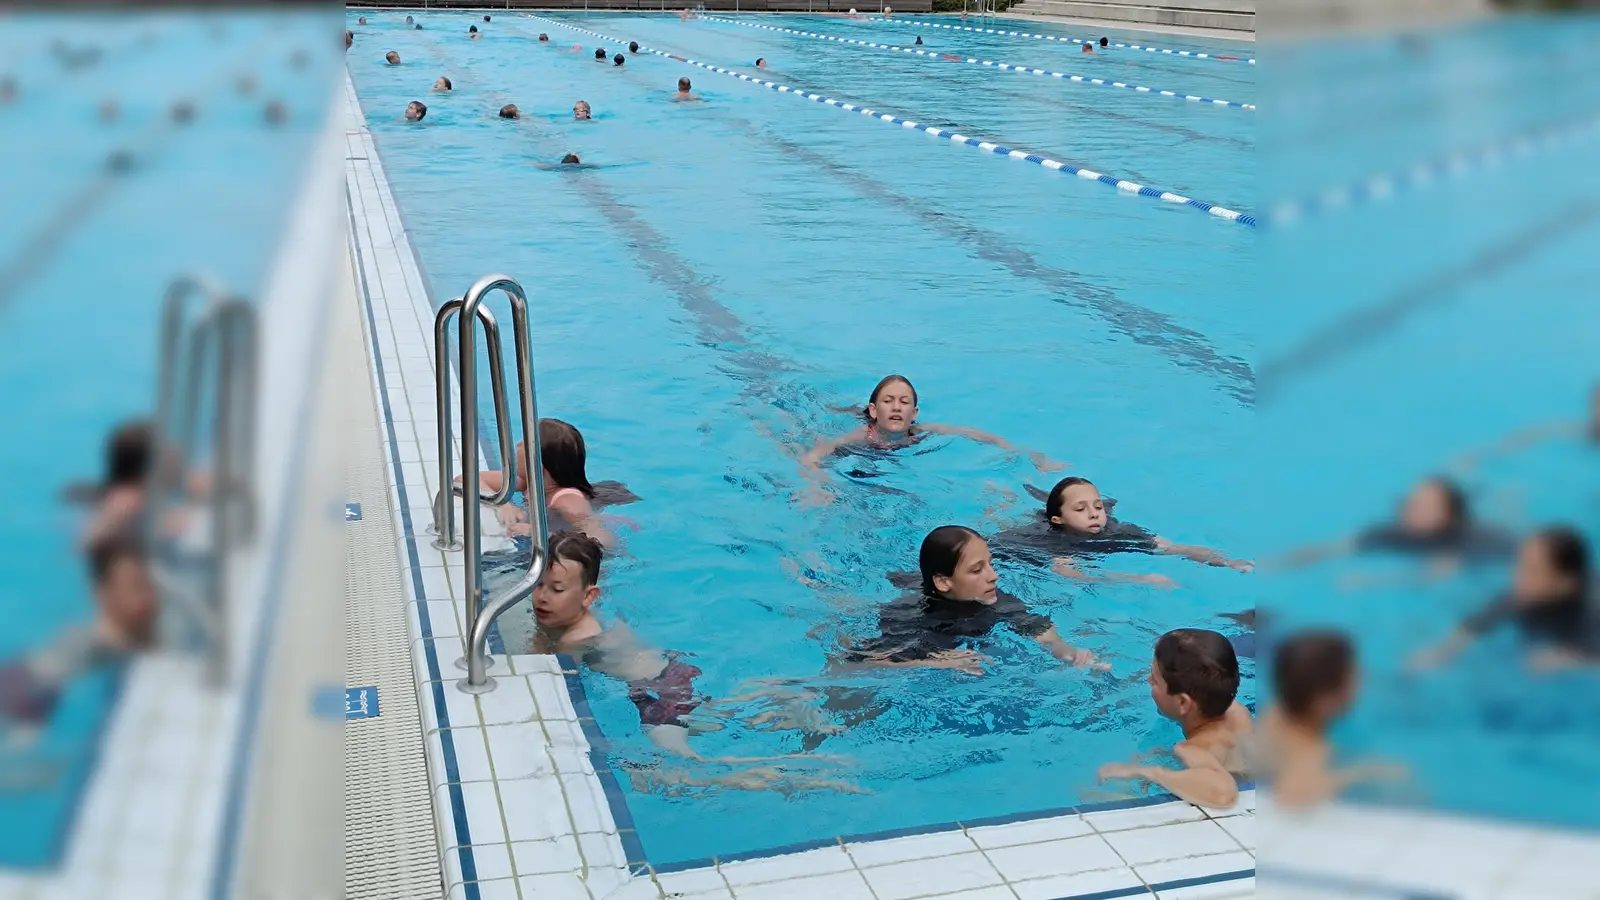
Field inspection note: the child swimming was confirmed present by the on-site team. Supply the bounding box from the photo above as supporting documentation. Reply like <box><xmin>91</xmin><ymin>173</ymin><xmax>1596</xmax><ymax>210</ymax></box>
<box><xmin>995</xmin><ymin>477</ymin><xmax>1252</xmax><ymax>586</ymax></box>
<box><xmin>839</xmin><ymin>526</ymin><xmax>1103</xmax><ymax>673</ymax></box>
<box><xmin>1409</xmin><ymin>526</ymin><xmax>1597</xmax><ymax>671</ymax></box>
<box><xmin>1260</xmin><ymin>629</ymin><xmax>1406</xmax><ymax>807</ymax></box>
<box><xmin>62</xmin><ymin>420</ymin><xmax>153</xmax><ymax>548</ymax></box>
<box><xmin>1097</xmin><ymin>628</ymin><xmax>1252</xmax><ymax>808</ymax></box>
<box><xmin>533</xmin><ymin>531</ymin><xmax>854</xmax><ymax>789</ymax></box>
<box><xmin>1270</xmin><ymin>476</ymin><xmax>1516</xmax><ymax>584</ymax></box>
<box><xmin>468</xmin><ymin>418</ymin><xmax>637</xmax><ymax>546</ymax></box>
<box><xmin>800</xmin><ymin>375</ymin><xmax>1064</xmax><ymax>501</ymax></box>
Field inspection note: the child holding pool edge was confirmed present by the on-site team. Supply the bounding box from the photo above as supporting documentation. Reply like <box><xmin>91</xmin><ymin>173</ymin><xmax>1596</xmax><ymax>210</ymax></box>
<box><xmin>800</xmin><ymin>375</ymin><xmax>1065</xmax><ymax>502</ymax></box>
<box><xmin>1098</xmin><ymin>628</ymin><xmax>1251</xmax><ymax>809</ymax></box>
<box><xmin>840</xmin><ymin>526</ymin><xmax>1104</xmax><ymax>674</ymax></box>
<box><xmin>468</xmin><ymin>418</ymin><xmax>636</xmax><ymax>547</ymax></box>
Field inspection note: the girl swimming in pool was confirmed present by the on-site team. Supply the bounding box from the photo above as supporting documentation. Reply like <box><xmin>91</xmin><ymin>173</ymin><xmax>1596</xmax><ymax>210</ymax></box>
<box><xmin>468</xmin><ymin>418</ymin><xmax>638</xmax><ymax>546</ymax></box>
<box><xmin>799</xmin><ymin>375</ymin><xmax>1065</xmax><ymax>500</ymax></box>
<box><xmin>994</xmin><ymin>477</ymin><xmax>1252</xmax><ymax>587</ymax></box>
<box><xmin>841</xmin><ymin>525</ymin><xmax>1103</xmax><ymax>672</ymax></box>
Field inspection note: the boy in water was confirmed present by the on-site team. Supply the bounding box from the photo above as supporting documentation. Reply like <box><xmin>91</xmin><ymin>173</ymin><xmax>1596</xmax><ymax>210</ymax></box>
<box><xmin>533</xmin><ymin>532</ymin><xmax>853</xmax><ymax>788</ymax></box>
<box><xmin>385</xmin><ymin>51</ymin><xmax>400</xmax><ymax>65</ymax></box>
<box><xmin>672</xmin><ymin>77</ymin><xmax>699</xmax><ymax>101</ymax></box>
<box><xmin>1098</xmin><ymin>628</ymin><xmax>1251</xmax><ymax>808</ymax></box>
<box><xmin>1262</xmin><ymin>630</ymin><xmax>1405</xmax><ymax>807</ymax></box>
<box><xmin>404</xmin><ymin>101</ymin><xmax>427</xmax><ymax>122</ymax></box>
<box><xmin>573</xmin><ymin>100</ymin><xmax>592</xmax><ymax>120</ymax></box>
<box><xmin>498</xmin><ymin>104</ymin><xmax>519</xmax><ymax>119</ymax></box>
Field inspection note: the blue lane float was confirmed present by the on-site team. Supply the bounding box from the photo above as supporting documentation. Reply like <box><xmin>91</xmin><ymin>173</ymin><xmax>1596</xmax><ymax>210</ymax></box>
<box><xmin>526</xmin><ymin>16</ymin><xmax>1256</xmax><ymax>228</ymax></box>
<box><xmin>1266</xmin><ymin>110</ymin><xmax>1600</xmax><ymax>226</ymax></box>
<box><xmin>865</xmin><ymin>16</ymin><xmax>1257</xmax><ymax>65</ymax></box>
<box><xmin>702</xmin><ymin>16</ymin><xmax>1255</xmax><ymax>110</ymax></box>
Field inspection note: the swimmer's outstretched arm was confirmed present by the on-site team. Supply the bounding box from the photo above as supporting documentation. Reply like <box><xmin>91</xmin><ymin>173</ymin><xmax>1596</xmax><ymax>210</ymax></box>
<box><xmin>1274</xmin><ymin>756</ymin><xmax>1409</xmax><ymax>808</ymax></box>
<box><xmin>1154</xmin><ymin>538</ymin><xmax>1254</xmax><ymax>572</ymax></box>
<box><xmin>1448</xmin><ymin>420</ymin><xmax>1582</xmax><ymax>474</ymax></box>
<box><xmin>1098</xmin><ymin>741</ymin><xmax>1238</xmax><ymax>808</ymax></box>
<box><xmin>1052</xmin><ymin>557</ymin><xmax>1176</xmax><ymax>589</ymax></box>
<box><xmin>1263</xmin><ymin>537</ymin><xmax>1359</xmax><ymax>571</ymax></box>
<box><xmin>839</xmin><ymin>648</ymin><xmax>989</xmax><ymax>676</ymax></box>
<box><xmin>1406</xmin><ymin>627</ymin><xmax>1476</xmax><ymax>670</ymax></box>
<box><xmin>1034</xmin><ymin>626</ymin><xmax>1107</xmax><ymax>669</ymax></box>
<box><xmin>917</xmin><ymin>422</ymin><xmax>1066</xmax><ymax>472</ymax></box>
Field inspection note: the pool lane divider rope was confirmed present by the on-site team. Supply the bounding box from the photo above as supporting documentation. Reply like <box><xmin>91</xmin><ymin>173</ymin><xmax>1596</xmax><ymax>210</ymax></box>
<box><xmin>525</xmin><ymin>16</ymin><xmax>1256</xmax><ymax>228</ymax></box>
<box><xmin>701</xmin><ymin>16</ymin><xmax>1254</xmax><ymax>110</ymax></box>
<box><xmin>865</xmin><ymin>16</ymin><xmax>1256</xmax><ymax>65</ymax></box>
<box><xmin>1266</xmin><ymin>109</ymin><xmax>1600</xmax><ymax>226</ymax></box>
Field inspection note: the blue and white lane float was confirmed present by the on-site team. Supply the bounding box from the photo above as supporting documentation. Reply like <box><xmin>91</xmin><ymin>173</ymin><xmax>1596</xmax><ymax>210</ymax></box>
<box><xmin>1266</xmin><ymin>110</ymin><xmax>1600</xmax><ymax>226</ymax></box>
<box><xmin>526</xmin><ymin>16</ymin><xmax>1256</xmax><ymax>228</ymax></box>
<box><xmin>702</xmin><ymin>16</ymin><xmax>1254</xmax><ymax>110</ymax></box>
<box><xmin>866</xmin><ymin>16</ymin><xmax>1256</xmax><ymax>65</ymax></box>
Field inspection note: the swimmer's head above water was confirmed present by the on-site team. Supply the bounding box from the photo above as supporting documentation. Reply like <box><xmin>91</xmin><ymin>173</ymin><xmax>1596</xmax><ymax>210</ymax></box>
<box><xmin>629</xmin><ymin>41</ymin><xmax>639</xmax><ymax>54</ymax></box>
<box><xmin>534</xmin><ymin>530</ymin><xmax>603</xmax><ymax>628</ymax></box>
<box><xmin>405</xmin><ymin>15</ymin><xmax>414</xmax><ymax>23</ymax></box>
<box><xmin>484</xmin><ymin>14</ymin><xmax>491</xmax><ymax>21</ymax></box>
<box><xmin>357</xmin><ymin>16</ymin><xmax>366</xmax><ymax>24</ymax></box>
<box><xmin>1081</xmin><ymin>42</ymin><xmax>1095</xmax><ymax>53</ymax></box>
<box><xmin>1274</xmin><ymin>629</ymin><xmax>1357</xmax><ymax>729</ymax></box>
<box><xmin>1152</xmin><ymin>628</ymin><xmax>1239</xmax><ymax>724</ymax></box>
<box><xmin>595</xmin><ymin>47</ymin><xmax>607</xmax><ymax>60</ymax></box>
<box><xmin>861</xmin><ymin>374</ymin><xmax>918</xmax><ymax>437</ymax></box>
<box><xmin>1397</xmin><ymin>477</ymin><xmax>1467</xmax><ymax>538</ymax></box>
<box><xmin>385</xmin><ymin>50</ymin><xmax>400</xmax><ymax>65</ymax></box>
<box><xmin>1100</xmin><ymin>36</ymin><xmax>1109</xmax><ymax>47</ymax></box>
<box><xmin>573</xmin><ymin>100</ymin><xmax>591</xmax><ymax>119</ymax></box>
<box><xmin>1511</xmin><ymin>526</ymin><xmax>1589</xmax><ymax>607</ymax></box>
<box><xmin>1045</xmin><ymin>477</ymin><xmax>1107</xmax><ymax>533</ymax></box>
<box><xmin>755</xmin><ymin>57</ymin><xmax>767</xmax><ymax>68</ymax></box>
<box><xmin>469</xmin><ymin>24</ymin><xmax>479</xmax><ymax>34</ymax></box>
<box><xmin>404</xmin><ymin>100</ymin><xmax>427</xmax><ymax>121</ymax></box>
<box><xmin>918</xmin><ymin>525</ymin><xmax>998</xmax><ymax>602</ymax></box>
<box><xmin>433</xmin><ymin>76</ymin><xmax>452</xmax><ymax>91</ymax></box>
<box><xmin>561</xmin><ymin>152</ymin><xmax>581</xmax><ymax>165</ymax></box>
<box><xmin>539</xmin><ymin>33</ymin><xmax>550</xmax><ymax>42</ymax></box>
<box><xmin>499</xmin><ymin>103</ymin><xmax>520</xmax><ymax>119</ymax></box>
<box><xmin>614</xmin><ymin>53</ymin><xmax>625</xmax><ymax>66</ymax></box>
<box><xmin>676</xmin><ymin>76</ymin><xmax>692</xmax><ymax>93</ymax></box>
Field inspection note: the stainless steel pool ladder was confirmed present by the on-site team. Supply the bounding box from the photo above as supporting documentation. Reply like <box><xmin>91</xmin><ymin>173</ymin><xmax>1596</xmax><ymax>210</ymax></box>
<box><xmin>430</xmin><ymin>274</ymin><xmax>548</xmax><ymax>694</ymax></box>
<box><xmin>150</xmin><ymin>274</ymin><xmax>258</xmax><ymax>687</ymax></box>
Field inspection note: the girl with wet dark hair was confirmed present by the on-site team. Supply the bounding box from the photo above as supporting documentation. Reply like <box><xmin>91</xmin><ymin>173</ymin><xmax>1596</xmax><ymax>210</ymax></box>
<box><xmin>993</xmin><ymin>476</ymin><xmax>1252</xmax><ymax>587</ymax></box>
<box><xmin>840</xmin><ymin>526</ymin><xmax>1102</xmax><ymax>673</ymax></box>
<box><xmin>1268</xmin><ymin>476</ymin><xmax>1515</xmax><ymax>585</ymax></box>
<box><xmin>1411</xmin><ymin>526</ymin><xmax>1598</xmax><ymax>670</ymax></box>
<box><xmin>469</xmin><ymin>418</ymin><xmax>639</xmax><ymax>546</ymax></box>
<box><xmin>799</xmin><ymin>375</ymin><xmax>1064</xmax><ymax>500</ymax></box>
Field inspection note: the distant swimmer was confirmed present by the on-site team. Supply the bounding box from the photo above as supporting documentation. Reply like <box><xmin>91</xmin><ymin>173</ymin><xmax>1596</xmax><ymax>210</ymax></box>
<box><xmin>405</xmin><ymin>15</ymin><xmax>414</xmax><ymax>24</ymax></box>
<box><xmin>385</xmin><ymin>50</ymin><xmax>401</xmax><ymax>65</ymax></box>
<box><xmin>883</xmin><ymin>6</ymin><xmax>893</xmax><ymax>18</ymax></box>
<box><xmin>595</xmin><ymin>48</ymin><xmax>608</xmax><ymax>61</ymax></box>
<box><xmin>539</xmin><ymin>33</ymin><xmax>551</xmax><ymax>42</ymax></box>
<box><xmin>565</xmin><ymin>43</ymin><xmax>583</xmax><ymax>52</ymax></box>
<box><xmin>469</xmin><ymin>25</ymin><xmax>480</xmax><ymax>39</ymax></box>
<box><xmin>629</xmin><ymin>41</ymin><xmax>639</xmax><ymax>54</ymax></box>
<box><xmin>1099</xmin><ymin>36</ymin><xmax>1109</xmax><ymax>47</ymax></box>
<box><xmin>573</xmin><ymin>100</ymin><xmax>592</xmax><ymax>119</ymax></box>
<box><xmin>1081</xmin><ymin>42</ymin><xmax>1095</xmax><ymax>54</ymax></box>
<box><xmin>484</xmin><ymin>14</ymin><xmax>492</xmax><ymax>21</ymax></box>
<box><xmin>404</xmin><ymin>100</ymin><xmax>427</xmax><ymax>121</ymax></box>
<box><xmin>562</xmin><ymin>153</ymin><xmax>581</xmax><ymax>164</ymax></box>
<box><xmin>357</xmin><ymin>16</ymin><xmax>366</xmax><ymax>24</ymax></box>
<box><xmin>265</xmin><ymin>100</ymin><xmax>287</xmax><ymax>125</ymax></box>
<box><xmin>681</xmin><ymin>7</ymin><xmax>691</xmax><ymax>20</ymax></box>
<box><xmin>914</xmin><ymin>36</ymin><xmax>922</xmax><ymax>45</ymax></box>
<box><xmin>614</xmin><ymin>53</ymin><xmax>626</xmax><ymax>66</ymax></box>
<box><xmin>755</xmin><ymin>57</ymin><xmax>767</xmax><ymax>68</ymax></box>
<box><xmin>415</xmin><ymin>24</ymin><xmax>423</xmax><ymax>30</ymax></box>
<box><xmin>499</xmin><ymin>103</ymin><xmax>520</xmax><ymax>119</ymax></box>
<box><xmin>672</xmin><ymin>76</ymin><xmax>700</xmax><ymax>101</ymax></box>
<box><xmin>433</xmin><ymin>76</ymin><xmax>452</xmax><ymax>91</ymax></box>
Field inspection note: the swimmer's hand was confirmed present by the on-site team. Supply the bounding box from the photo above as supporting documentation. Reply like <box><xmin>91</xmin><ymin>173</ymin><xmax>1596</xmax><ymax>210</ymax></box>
<box><xmin>1029</xmin><ymin>451</ymin><xmax>1068</xmax><ymax>473</ymax></box>
<box><xmin>1133</xmin><ymin>573</ymin><xmax>1178</xmax><ymax>589</ymax></box>
<box><xmin>1223</xmin><ymin>559</ymin><xmax>1254</xmax><ymax>573</ymax></box>
<box><xmin>797</xmin><ymin>483</ymin><xmax>837</xmax><ymax>507</ymax></box>
<box><xmin>1062</xmin><ymin>647</ymin><xmax>1109</xmax><ymax>671</ymax></box>
<box><xmin>927</xmin><ymin>649</ymin><xmax>989</xmax><ymax>676</ymax></box>
<box><xmin>1096</xmin><ymin>761</ymin><xmax>1146</xmax><ymax>781</ymax></box>
<box><xmin>496</xmin><ymin>504</ymin><xmax>529</xmax><ymax>531</ymax></box>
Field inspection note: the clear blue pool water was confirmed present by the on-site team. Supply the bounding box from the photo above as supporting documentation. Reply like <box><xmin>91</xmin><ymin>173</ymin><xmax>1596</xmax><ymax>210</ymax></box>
<box><xmin>0</xmin><ymin>9</ymin><xmax>332</xmax><ymax>867</ymax></box>
<box><xmin>350</xmin><ymin>9</ymin><xmax>1257</xmax><ymax>865</ymax></box>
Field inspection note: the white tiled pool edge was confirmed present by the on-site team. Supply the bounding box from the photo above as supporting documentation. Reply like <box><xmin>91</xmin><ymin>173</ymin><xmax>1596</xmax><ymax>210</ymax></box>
<box><xmin>341</xmin><ymin>68</ymin><xmax>1256</xmax><ymax>900</ymax></box>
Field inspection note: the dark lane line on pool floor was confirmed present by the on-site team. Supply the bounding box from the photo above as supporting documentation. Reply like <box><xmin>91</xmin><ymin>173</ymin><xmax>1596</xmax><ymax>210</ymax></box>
<box><xmin>532</xmin><ymin>15</ymin><xmax>1257</xmax><ymax>227</ymax></box>
<box><xmin>524</xmin><ymin>17</ymin><xmax>1254</xmax><ymax>405</ymax></box>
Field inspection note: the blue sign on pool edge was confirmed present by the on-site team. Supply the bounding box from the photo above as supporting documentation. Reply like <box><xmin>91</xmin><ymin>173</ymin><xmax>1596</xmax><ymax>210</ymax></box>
<box><xmin>345</xmin><ymin>502</ymin><xmax>363</xmax><ymax>522</ymax></box>
<box><xmin>344</xmin><ymin>686</ymin><xmax>380</xmax><ymax>720</ymax></box>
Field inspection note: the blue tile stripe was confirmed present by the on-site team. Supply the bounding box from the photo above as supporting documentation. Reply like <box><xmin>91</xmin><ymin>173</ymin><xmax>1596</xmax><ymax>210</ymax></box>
<box><xmin>1265</xmin><ymin>109</ymin><xmax>1600</xmax><ymax>226</ymax></box>
<box><xmin>1050</xmin><ymin>868</ymin><xmax>1255</xmax><ymax>900</ymax></box>
<box><xmin>1262</xmin><ymin>868</ymin><xmax>1455</xmax><ymax>900</ymax></box>
<box><xmin>526</xmin><ymin>16</ymin><xmax>1256</xmax><ymax>228</ymax></box>
<box><xmin>702</xmin><ymin>16</ymin><xmax>1255</xmax><ymax>110</ymax></box>
<box><xmin>346</xmin><ymin>186</ymin><xmax>482</xmax><ymax>899</ymax></box>
<box><xmin>863</xmin><ymin>16</ymin><xmax>1256</xmax><ymax>65</ymax></box>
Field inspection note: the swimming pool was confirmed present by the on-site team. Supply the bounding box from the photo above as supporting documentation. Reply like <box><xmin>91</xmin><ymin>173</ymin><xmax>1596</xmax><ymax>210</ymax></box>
<box><xmin>349</xmin><ymin>8</ymin><xmax>1257</xmax><ymax>867</ymax></box>
<box><xmin>0</xmin><ymin>8</ymin><xmax>333</xmax><ymax>867</ymax></box>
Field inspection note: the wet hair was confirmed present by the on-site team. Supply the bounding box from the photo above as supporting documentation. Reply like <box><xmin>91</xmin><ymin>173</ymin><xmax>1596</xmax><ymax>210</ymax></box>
<box><xmin>385</xmin><ymin>50</ymin><xmax>400</xmax><ymax>64</ymax></box>
<box><xmin>1419</xmin><ymin>476</ymin><xmax>1468</xmax><ymax>531</ymax></box>
<box><xmin>914</xmin><ymin>36</ymin><xmax>922</xmax><ymax>44</ymax></box>
<box><xmin>484</xmin><ymin>14</ymin><xmax>491</xmax><ymax>21</ymax></box>
<box><xmin>862</xmin><ymin>374</ymin><xmax>917</xmax><ymax>424</ymax></box>
<box><xmin>595</xmin><ymin>48</ymin><xmax>607</xmax><ymax>60</ymax></box>
<box><xmin>539</xmin><ymin>33</ymin><xmax>550</xmax><ymax>41</ymax></box>
<box><xmin>1531</xmin><ymin>526</ymin><xmax>1591</xmax><ymax>598</ymax></box>
<box><xmin>629</xmin><ymin>41</ymin><xmax>639</xmax><ymax>53</ymax></box>
<box><xmin>105</xmin><ymin>421</ymin><xmax>154</xmax><ymax>488</ymax></box>
<box><xmin>88</xmin><ymin>533</ymin><xmax>146</xmax><ymax>587</ymax></box>
<box><xmin>1273</xmin><ymin>630</ymin><xmax>1355</xmax><ymax>720</ymax></box>
<box><xmin>614</xmin><ymin>53</ymin><xmax>625</xmax><ymax>66</ymax></box>
<box><xmin>539</xmin><ymin>418</ymin><xmax>595</xmax><ymax>498</ymax></box>
<box><xmin>405</xmin><ymin>15</ymin><xmax>414</xmax><ymax>23</ymax></box>
<box><xmin>1099</xmin><ymin>36</ymin><xmax>1109</xmax><ymax>46</ymax></box>
<box><xmin>499</xmin><ymin>104</ymin><xmax>518</xmax><ymax>118</ymax></box>
<box><xmin>415</xmin><ymin>24</ymin><xmax>423</xmax><ymax>30</ymax></box>
<box><xmin>756</xmin><ymin>57</ymin><xmax>765</xmax><ymax>66</ymax></box>
<box><xmin>549</xmin><ymin>529</ymin><xmax>603</xmax><ymax>588</ymax></box>
<box><xmin>346</xmin><ymin>30</ymin><xmax>353</xmax><ymax>47</ymax></box>
<box><xmin>437</xmin><ymin>76</ymin><xmax>452</xmax><ymax>90</ymax></box>
<box><xmin>1044</xmin><ymin>476</ymin><xmax>1096</xmax><ymax>522</ymax></box>
<box><xmin>560</xmin><ymin>152</ymin><xmax>581</xmax><ymax>165</ymax></box>
<box><xmin>678</xmin><ymin>76</ymin><xmax>691</xmax><ymax>91</ymax></box>
<box><xmin>406</xmin><ymin>101</ymin><xmax>427</xmax><ymax>120</ymax></box>
<box><xmin>918</xmin><ymin>525</ymin><xmax>983</xmax><ymax>595</ymax></box>
<box><xmin>469</xmin><ymin>25</ymin><xmax>478</xmax><ymax>33</ymax></box>
<box><xmin>1154</xmin><ymin>628</ymin><xmax>1240</xmax><ymax>719</ymax></box>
